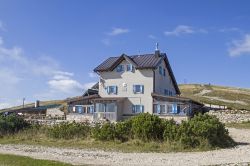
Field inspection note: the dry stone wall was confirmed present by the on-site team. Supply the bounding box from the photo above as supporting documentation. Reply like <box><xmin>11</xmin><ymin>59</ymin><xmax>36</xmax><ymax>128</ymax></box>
<box><xmin>207</xmin><ymin>110</ymin><xmax>250</xmax><ymax>123</ymax></box>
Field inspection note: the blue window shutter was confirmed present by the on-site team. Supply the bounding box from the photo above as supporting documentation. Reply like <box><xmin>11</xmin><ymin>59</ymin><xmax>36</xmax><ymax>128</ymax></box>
<box><xmin>140</xmin><ymin>105</ymin><xmax>144</xmax><ymax>113</ymax></box>
<box><xmin>163</xmin><ymin>69</ymin><xmax>166</xmax><ymax>76</ymax></box>
<box><xmin>140</xmin><ymin>85</ymin><xmax>144</xmax><ymax>93</ymax></box>
<box><xmin>107</xmin><ymin>87</ymin><xmax>110</xmax><ymax>94</ymax></box>
<box><xmin>159</xmin><ymin>66</ymin><xmax>162</xmax><ymax>75</ymax></box>
<box><xmin>132</xmin><ymin>105</ymin><xmax>135</xmax><ymax>113</ymax></box>
<box><xmin>115</xmin><ymin>86</ymin><xmax>118</xmax><ymax>94</ymax></box>
<box><xmin>157</xmin><ymin>105</ymin><xmax>160</xmax><ymax>114</ymax></box>
<box><xmin>133</xmin><ymin>85</ymin><xmax>136</xmax><ymax>93</ymax></box>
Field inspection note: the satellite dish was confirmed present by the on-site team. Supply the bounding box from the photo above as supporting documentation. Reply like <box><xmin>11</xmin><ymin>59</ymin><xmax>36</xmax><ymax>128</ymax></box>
<box><xmin>122</xmin><ymin>83</ymin><xmax>127</xmax><ymax>87</ymax></box>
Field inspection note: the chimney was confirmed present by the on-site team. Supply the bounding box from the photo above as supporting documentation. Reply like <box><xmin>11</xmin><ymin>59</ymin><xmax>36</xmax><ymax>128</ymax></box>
<box><xmin>35</xmin><ymin>100</ymin><xmax>40</xmax><ymax>108</ymax></box>
<box><xmin>155</xmin><ymin>42</ymin><xmax>160</xmax><ymax>57</ymax></box>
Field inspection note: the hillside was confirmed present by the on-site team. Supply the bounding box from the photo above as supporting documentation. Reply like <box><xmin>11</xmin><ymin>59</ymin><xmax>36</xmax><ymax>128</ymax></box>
<box><xmin>0</xmin><ymin>100</ymin><xmax>66</xmax><ymax>113</ymax></box>
<box><xmin>1</xmin><ymin>84</ymin><xmax>250</xmax><ymax>112</ymax></box>
<box><xmin>179</xmin><ymin>84</ymin><xmax>250</xmax><ymax>110</ymax></box>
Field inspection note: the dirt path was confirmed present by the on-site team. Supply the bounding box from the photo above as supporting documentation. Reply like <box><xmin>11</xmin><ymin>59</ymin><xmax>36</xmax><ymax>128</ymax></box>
<box><xmin>0</xmin><ymin>128</ymin><xmax>250</xmax><ymax>166</ymax></box>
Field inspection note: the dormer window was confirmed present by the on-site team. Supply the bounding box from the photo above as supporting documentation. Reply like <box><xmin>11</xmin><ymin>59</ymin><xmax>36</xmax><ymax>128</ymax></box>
<box><xmin>116</xmin><ymin>65</ymin><xmax>124</xmax><ymax>72</ymax></box>
<box><xmin>126</xmin><ymin>64</ymin><xmax>134</xmax><ymax>72</ymax></box>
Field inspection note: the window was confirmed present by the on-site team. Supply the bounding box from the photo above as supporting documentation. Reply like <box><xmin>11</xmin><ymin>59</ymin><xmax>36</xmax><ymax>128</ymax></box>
<box><xmin>95</xmin><ymin>103</ymin><xmax>117</xmax><ymax>113</ymax></box>
<box><xmin>116</xmin><ymin>65</ymin><xmax>124</xmax><ymax>72</ymax></box>
<box><xmin>132</xmin><ymin>105</ymin><xmax>144</xmax><ymax>114</ymax></box>
<box><xmin>163</xmin><ymin>69</ymin><xmax>166</xmax><ymax>76</ymax></box>
<box><xmin>133</xmin><ymin>85</ymin><xmax>144</xmax><ymax>94</ymax></box>
<box><xmin>127</xmin><ymin>64</ymin><xmax>134</xmax><ymax>72</ymax></box>
<box><xmin>164</xmin><ymin>89</ymin><xmax>169</xmax><ymax>96</ymax></box>
<box><xmin>87</xmin><ymin>106</ymin><xmax>94</xmax><ymax>114</ymax></box>
<box><xmin>107</xmin><ymin>86</ymin><xmax>118</xmax><ymax>95</ymax></box>
<box><xmin>75</xmin><ymin>105</ymin><xmax>83</xmax><ymax>114</ymax></box>
<box><xmin>153</xmin><ymin>104</ymin><xmax>166</xmax><ymax>114</ymax></box>
<box><xmin>159</xmin><ymin>66</ymin><xmax>163</xmax><ymax>75</ymax></box>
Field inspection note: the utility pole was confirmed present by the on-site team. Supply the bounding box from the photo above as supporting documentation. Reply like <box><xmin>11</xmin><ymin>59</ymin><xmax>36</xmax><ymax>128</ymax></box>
<box><xmin>22</xmin><ymin>98</ymin><xmax>25</xmax><ymax>108</ymax></box>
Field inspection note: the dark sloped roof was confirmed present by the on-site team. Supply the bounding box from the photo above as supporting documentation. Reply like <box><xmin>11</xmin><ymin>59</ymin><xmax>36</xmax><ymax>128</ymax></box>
<box><xmin>93</xmin><ymin>52</ymin><xmax>180</xmax><ymax>94</ymax></box>
<box><xmin>94</xmin><ymin>53</ymin><xmax>162</xmax><ymax>72</ymax></box>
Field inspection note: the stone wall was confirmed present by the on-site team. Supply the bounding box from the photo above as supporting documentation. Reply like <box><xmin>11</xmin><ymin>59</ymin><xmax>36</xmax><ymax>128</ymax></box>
<box><xmin>207</xmin><ymin>110</ymin><xmax>250</xmax><ymax>123</ymax></box>
<box><xmin>66</xmin><ymin>114</ymin><xmax>93</xmax><ymax>122</ymax></box>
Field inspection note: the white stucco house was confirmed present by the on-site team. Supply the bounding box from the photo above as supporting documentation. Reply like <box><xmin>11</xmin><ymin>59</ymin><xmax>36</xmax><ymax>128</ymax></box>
<box><xmin>67</xmin><ymin>48</ymin><xmax>203</xmax><ymax>122</ymax></box>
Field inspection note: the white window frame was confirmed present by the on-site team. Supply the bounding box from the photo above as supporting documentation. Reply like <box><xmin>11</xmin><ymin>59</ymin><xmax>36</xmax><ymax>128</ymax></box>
<box><xmin>133</xmin><ymin>85</ymin><xmax>144</xmax><ymax>94</ymax></box>
<box><xmin>132</xmin><ymin>105</ymin><xmax>144</xmax><ymax>114</ymax></box>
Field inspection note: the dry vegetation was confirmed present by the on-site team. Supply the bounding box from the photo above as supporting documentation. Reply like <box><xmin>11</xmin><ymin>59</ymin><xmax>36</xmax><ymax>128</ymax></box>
<box><xmin>179</xmin><ymin>84</ymin><xmax>250</xmax><ymax>110</ymax></box>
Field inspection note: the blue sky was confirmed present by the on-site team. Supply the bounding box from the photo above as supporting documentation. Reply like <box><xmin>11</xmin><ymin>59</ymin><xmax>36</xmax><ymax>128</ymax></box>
<box><xmin>0</xmin><ymin>0</ymin><xmax>250</xmax><ymax>108</ymax></box>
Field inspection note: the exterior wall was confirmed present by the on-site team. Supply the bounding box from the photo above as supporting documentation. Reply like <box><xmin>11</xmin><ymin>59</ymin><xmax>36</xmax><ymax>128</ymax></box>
<box><xmin>46</xmin><ymin>107</ymin><xmax>65</xmax><ymax>117</ymax></box>
<box><xmin>159</xmin><ymin>115</ymin><xmax>189</xmax><ymax>123</ymax></box>
<box><xmin>154</xmin><ymin>60</ymin><xmax>176</xmax><ymax>96</ymax></box>
<box><xmin>98</xmin><ymin>60</ymin><xmax>154</xmax><ymax>114</ymax></box>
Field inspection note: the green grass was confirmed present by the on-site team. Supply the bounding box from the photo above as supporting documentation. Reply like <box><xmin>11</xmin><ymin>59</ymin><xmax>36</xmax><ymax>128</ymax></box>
<box><xmin>226</xmin><ymin>121</ymin><xmax>250</xmax><ymax>129</ymax></box>
<box><xmin>0</xmin><ymin>153</ymin><xmax>71</xmax><ymax>166</ymax></box>
<box><xmin>179</xmin><ymin>84</ymin><xmax>250</xmax><ymax>110</ymax></box>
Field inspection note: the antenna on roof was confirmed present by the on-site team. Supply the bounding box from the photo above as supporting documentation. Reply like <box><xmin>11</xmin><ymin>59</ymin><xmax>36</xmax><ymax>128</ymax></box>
<box><xmin>155</xmin><ymin>42</ymin><xmax>159</xmax><ymax>51</ymax></box>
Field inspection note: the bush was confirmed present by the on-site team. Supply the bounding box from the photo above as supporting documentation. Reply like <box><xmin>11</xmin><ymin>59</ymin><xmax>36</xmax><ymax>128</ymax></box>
<box><xmin>115</xmin><ymin>119</ymin><xmax>132</xmax><ymax>142</ymax></box>
<box><xmin>163</xmin><ymin>114</ymin><xmax>235</xmax><ymax>148</ymax></box>
<box><xmin>47</xmin><ymin>121</ymin><xmax>91</xmax><ymax>139</ymax></box>
<box><xmin>163</xmin><ymin>119</ymin><xmax>178</xmax><ymax>142</ymax></box>
<box><xmin>0</xmin><ymin>114</ymin><xmax>29</xmax><ymax>136</ymax></box>
<box><xmin>92</xmin><ymin>123</ymin><xmax>116</xmax><ymax>141</ymax></box>
<box><xmin>130</xmin><ymin>113</ymin><xmax>165</xmax><ymax>141</ymax></box>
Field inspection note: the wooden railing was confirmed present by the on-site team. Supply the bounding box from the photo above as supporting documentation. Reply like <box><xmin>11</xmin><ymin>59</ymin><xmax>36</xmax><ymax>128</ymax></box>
<box><xmin>93</xmin><ymin>112</ymin><xmax>117</xmax><ymax>122</ymax></box>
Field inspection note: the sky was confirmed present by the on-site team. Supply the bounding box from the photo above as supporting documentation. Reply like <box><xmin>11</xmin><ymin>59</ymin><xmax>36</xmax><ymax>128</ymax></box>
<box><xmin>0</xmin><ymin>0</ymin><xmax>250</xmax><ymax>108</ymax></box>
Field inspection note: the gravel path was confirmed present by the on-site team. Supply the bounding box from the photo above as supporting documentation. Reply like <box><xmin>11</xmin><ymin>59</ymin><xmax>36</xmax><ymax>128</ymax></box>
<box><xmin>0</xmin><ymin>128</ymin><xmax>250</xmax><ymax>166</ymax></box>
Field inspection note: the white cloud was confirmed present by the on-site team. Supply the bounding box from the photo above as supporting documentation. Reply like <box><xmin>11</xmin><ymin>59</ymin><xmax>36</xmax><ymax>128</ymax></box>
<box><xmin>101</xmin><ymin>38</ymin><xmax>111</xmax><ymax>46</ymax></box>
<box><xmin>228</xmin><ymin>34</ymin><xmax>250</xmax><ymax>57</ymax></box>
<box><xmin>48</xmin><ymin>79</ymin><xmax>83</xmax><ymax>94</ymax></box>
<box><xmin>107</xmin><ymin>27</ymin><xmax>129</xmax><ymax>36</ymax></box>
<box><xmin>88</xmin><ymin>72</ymin><xmax>97</xmax><ymax>78</ymax></box>
<box><xmin>0</xmin><ymin>36</ymin><xmax>3</xmax><ymax>45</ymax></box>
<box><xmin>0</xmin><ymin>35</ymin><xmax>87</xmax><ymax>107</ymax></box>
<box><xmin>0</xmin><ymin>21</ymin><xmax>6</xmax><ymax>31</ymax></box>
<box><xmin>164</xmin><ymin>25</ymin><xmax>207</xmax><ymax>36</ymax></box>
<box><xmin>219</xmin><ymin>27</ymin><xmax>241</xmax><ymax>33</ymax></box>
<box><xmin>148</xmin><ymin>35</ymin><xmax>156</xmax><ymax>39</ymax></box>
<box><xmin>83</xmin><ymin>82</ymin><xmax>96</xmax><ymax>90</ymax></box>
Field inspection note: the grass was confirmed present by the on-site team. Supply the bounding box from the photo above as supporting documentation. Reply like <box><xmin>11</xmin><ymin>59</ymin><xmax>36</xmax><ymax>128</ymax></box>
<box><xmin>0</xmin><ymin>153</ymin><xmax>71</xmax><ymax>166</ymax></box>
<box><xmin>179</xmin><ymin>84</ymin><xmax>250</xmax><ymax>110</ymax></box>
<box><xmin>0</xmin><ymin>128</ymin><xmax>214</xmax><ymax>153</ymax></box>
<box><xmin>226</xmin><ymin>121</ymin><xmax>250</xmax><ymax>129</ymax></box>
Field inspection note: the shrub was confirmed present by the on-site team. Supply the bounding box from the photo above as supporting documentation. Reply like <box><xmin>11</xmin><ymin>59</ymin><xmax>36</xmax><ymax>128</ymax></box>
<box><xmin>0</xmin><ymin>114</ymin><xmax>29</xmax><ymax>136</ymax></box>
<box><xmin>47</xmin><ymin>121</ymin><xmax>91</xmax><ymax>139</ymax></box>
<box><xmin>130</xmin><ymin>113</ymin><xmax>165</xmax><ymax>141</ymax></box>
<box><xmin>115</xmin><ymin>119</ymin><xmax>132</xmax><ymax>142</ymax></box>
<box><xmin>92</xmin><ymin>123</ymin><xmax>116</xmax><ymax>141</ymax></box>
<box><xmin>164</xmin><ymin>114</ymin><xmax>235</xmax><ymax>148</ymax></box>
<box><xmin>163</xmin><ymin>119</ymin><xmax>178</xmax><ymax>142</ymax></box>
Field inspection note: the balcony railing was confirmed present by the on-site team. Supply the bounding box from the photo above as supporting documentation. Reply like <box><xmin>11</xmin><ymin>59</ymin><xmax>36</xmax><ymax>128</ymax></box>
<box><xmin>93</xmin><ymin>112</ymin><xmax>117</xmax><ymax>122</ymax></box>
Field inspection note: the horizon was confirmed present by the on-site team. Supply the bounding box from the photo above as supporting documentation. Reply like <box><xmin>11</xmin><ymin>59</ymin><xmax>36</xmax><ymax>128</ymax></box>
<box><xmin>1</xmin><ymin>0</ymin><xmax>250</xmax><ymax>108</ymax></box>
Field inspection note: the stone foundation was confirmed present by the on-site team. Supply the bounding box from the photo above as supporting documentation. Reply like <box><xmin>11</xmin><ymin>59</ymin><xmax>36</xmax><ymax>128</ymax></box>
<box><xmin>207</xmin><ymin>110</ymin><xmax>250</xmax><ymax>123</ymax></box>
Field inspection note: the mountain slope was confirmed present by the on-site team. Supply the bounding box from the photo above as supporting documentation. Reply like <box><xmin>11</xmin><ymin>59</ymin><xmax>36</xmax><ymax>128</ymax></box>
<box><xmin>179</xmin><ymin>84</ymin><xmax>250</xmax><ymax>110</ymax></box>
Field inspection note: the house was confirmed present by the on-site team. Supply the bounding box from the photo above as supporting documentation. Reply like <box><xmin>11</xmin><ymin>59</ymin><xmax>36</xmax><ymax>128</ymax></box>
<box><xmin>67</xmin><ymin>47</ymin><xmax>203</xmax><ymax>122</ymax></box>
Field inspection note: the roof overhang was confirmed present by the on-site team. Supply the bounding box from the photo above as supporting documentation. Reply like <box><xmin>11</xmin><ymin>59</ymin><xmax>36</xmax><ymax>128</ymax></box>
<box><xmin>152</xmin><ymin>93</ymin><xmax>203</xmax><ymax>106</ymax></box>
